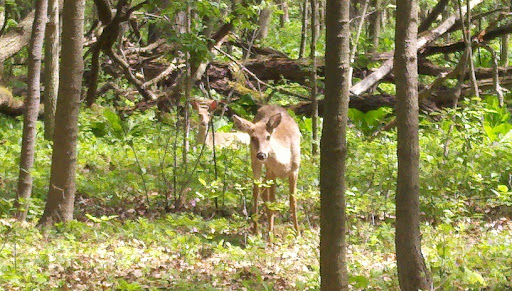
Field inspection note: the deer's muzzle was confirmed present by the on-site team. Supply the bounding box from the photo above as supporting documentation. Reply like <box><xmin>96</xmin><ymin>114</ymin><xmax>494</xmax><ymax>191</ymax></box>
<box><xmin>256</xmin><ymin>152</ymin><xmax>267</xmax><ymax>161</ymax></box>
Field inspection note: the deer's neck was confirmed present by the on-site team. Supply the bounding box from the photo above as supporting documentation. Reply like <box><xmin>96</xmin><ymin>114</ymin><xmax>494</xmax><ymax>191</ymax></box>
<box><xmin>196</xmin><ymin>125</ymin><xmax>208</xmax><ymax>144</ymax></box>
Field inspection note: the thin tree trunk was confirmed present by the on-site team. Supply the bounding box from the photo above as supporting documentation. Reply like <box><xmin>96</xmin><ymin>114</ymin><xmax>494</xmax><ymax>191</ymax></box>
<box><xmin>299</xmin><ymin>0</ymin><xmax>308</xmax><ymax>59</ymax></box>
<box><xmin>501</xmin><ymin>35</ymin><xmax>509</xmax><ymax>66</ymax></box>
<box><xmin>38</xmin><ymin>0</ymin><xmax>85</xmax><ymax>227</ymax></box>
<box><xmin>43</xmin><ymin>0</ymin><xmax>60</xmax><ymax>140</ymax></box>
<box><xmin>182</xmin><ymin>1</ymin><xmax>192</xmax><ymax>167</ymax></box>
<box><xmin>368</xmin><ymin>0</ymin><xmax>382</xmax><ymax>53</ymax></box>
<box><xmin>320</xmin><ymin>0</ymin><xmax>350</xmax><ymax>289</ymax></box>
<box><xmin>318</xmin><ymin>0</ymin><xmax>325</xmax><ymax>32</ymax></box>
<box><xmin>349</xmin><ymin>0</ymin><xmax>369</xmax><ymax>86</ymax></box>
<box><xmin>14</xmin><ymin>0</ymin><xmax>48</xmax><ymax>221</ymax></box>
<box><xmin>256</xmin><ymin>4</ymin><xmax>272</xmax><ymax>40</ymax></box>
<box><xmin>501</xmin><ymin>3</ymin><xmax>511</xmax><ymax>66</ymax></box>
<box><xmin>394</xmin><ymin>0</ymin><xmax>432</xmax><ymax>289</ymax></box>
<box><xmin>275</xmin><ymin>0</ymin><xmax>289</xmax><ymax>26</ymax></box>
<box><xmin>460</xmin><ymin>0</ymin><xmax>479</xmax><ymax>98</ymax></box>
<box><xmin>481</xmin><ymin>44</ymin><xmax>504</xmax><ymax>106</ymax></box>
<box><xmin>0</xmin><ymin>0</ymin><xmax>4</xmax><ymax>31</ymax></box>
<box><xmin>310</xmin><ymin>0</ymin><xmax>318</xmax><ymax>156</ymax></box>
<box><xmin>0</xmin><ymin>0</ymin><xmax>3</xmax><ymax>82</ymax></box>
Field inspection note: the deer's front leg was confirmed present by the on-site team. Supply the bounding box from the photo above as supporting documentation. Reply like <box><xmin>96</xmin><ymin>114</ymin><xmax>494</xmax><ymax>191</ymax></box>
<box><xmin>265</xmin><ymin>171</ymin><xmax>276</xmax><ymax>234</ymax></box>
<box><xmin>289</xmin><ymin>170</ymin><xmax>300</xmax><ymax>235</ymax></box>
<box><xmin>251</xmin><ymin>161</ymin><xmax>262</xmax><ymax>235</ymax></box>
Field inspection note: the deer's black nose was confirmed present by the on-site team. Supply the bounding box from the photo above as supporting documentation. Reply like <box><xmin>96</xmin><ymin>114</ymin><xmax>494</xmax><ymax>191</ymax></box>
<box><xmin>256</xmin><ymin>152</ymin><xmax>267</xmax><ymax>161</ymax></box>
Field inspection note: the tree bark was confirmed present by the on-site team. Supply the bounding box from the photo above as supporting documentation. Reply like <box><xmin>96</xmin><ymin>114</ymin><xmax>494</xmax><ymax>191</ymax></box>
<box><xmin>43</xmin><ymin>0</ymin><xmax>60</xmax><ymax>140</ymax></box>
<box><xmin>38</xmin><ymin>0</ymin><xmax>85</xmax><ymax>227</ymax></box>
<box><xmin>394</xmin><ymin>0</ymin><xmax>432</xmax><ymax>289</ymax></box>
<box><xmin>320</xmin><ymin>0</ymin><xmax>350</xmax><ymax>289</ymax></box>
<box><xmin>14</xmin><ymin>0</ymin><xmax>48</xmax><ymax>221</ymax></box>
<box><xmin>310</xmin><ymin>0</ymin><xmax>318</xmax><ymax>156</ymax></box>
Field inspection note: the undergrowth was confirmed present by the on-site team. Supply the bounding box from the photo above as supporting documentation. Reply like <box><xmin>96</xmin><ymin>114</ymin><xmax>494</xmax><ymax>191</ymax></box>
<box><xmin>1</xmin><ymin>96</ymin><xmax>512</xmax><ymax>289</ymax></box>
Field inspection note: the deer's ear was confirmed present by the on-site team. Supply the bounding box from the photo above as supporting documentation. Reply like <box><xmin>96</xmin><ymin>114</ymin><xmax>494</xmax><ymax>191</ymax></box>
<box><xmin>208</xmin><ymin>100</ymin><xmax>218</xmax><ymax>112</ymax></box>
<box><xmin>191</xmin><ymin>101</ymin><xmax>200</xmax><ymax>110</ymax></box>
<box><xmin>266</xmin><ymin>113</ymin><xmax>282</xmax><ymax>132</ymax></box>
<box><xmin>233</xmin><ymin>115</ymin><xmax>253</xmax><ymax>132</ymax></box>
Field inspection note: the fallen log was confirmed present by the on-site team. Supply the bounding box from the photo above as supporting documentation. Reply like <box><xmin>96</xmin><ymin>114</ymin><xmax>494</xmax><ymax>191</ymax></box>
<box><xmin>0</xmin><ymin>11</ymin><xmax>34</xmax><ymax>63</ymax></box>
<box><xmin>421</xmin><ymin>21</ymin><xmax>512</xmax><ymax>56</ymax></box>
<box><xmin>0</xmin><ymin>86</ymin><xmax>44</xmax><ymax>117</ymax></box>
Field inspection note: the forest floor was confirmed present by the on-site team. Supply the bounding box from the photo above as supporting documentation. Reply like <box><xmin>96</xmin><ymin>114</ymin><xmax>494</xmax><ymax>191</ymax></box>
<box><xmin>2</xmin><ymin>104</ymin><xmax>512</xmax><ymax>289</ymax></box>
<box><xmin>1</xmin><ymin>213</ymin><xmax>512</xmax><ymax>290</ymax></box>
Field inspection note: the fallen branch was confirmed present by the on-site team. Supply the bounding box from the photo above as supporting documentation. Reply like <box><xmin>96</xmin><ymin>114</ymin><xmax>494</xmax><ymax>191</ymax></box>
<box><xmin>0</xmin><ymin>11</ymin><xmax>34</xmax><ymax>63</ymax></box>
<box><xmin>350</xmin><ymin>0</ymin><xmax>484</xmax><ymax>96</ymax></box>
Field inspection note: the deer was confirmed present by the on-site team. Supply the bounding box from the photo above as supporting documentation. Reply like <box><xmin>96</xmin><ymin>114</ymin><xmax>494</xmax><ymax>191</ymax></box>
<box><xmin>233</xmin><ymin>105</ymin><xmax>301</xmax><ymax>235</ymax></box>
<box><xmin>191</xmin><ymin>100</ymin><xmax>249</xmax><ymax>148</ymax></box>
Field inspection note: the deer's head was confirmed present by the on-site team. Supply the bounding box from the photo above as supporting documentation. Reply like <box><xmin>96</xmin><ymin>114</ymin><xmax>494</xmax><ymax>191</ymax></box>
<box><xmin>192</xmin><ymin>100</ymin><xmax>218</xmax><ymax>129</ymax></box>
<box><xmin>233</xmin><ymin>113</ymin><xmax>282</xmax><ymax>161</ymax></box>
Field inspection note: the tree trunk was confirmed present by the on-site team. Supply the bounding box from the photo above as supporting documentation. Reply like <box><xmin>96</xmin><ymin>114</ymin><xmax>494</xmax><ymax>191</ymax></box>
<box><xmin>320</xmin><ymin>0</ymin><xmax>350</xmax><ymax>289</ymax></box>
<box><xmin>394</xmin><ymin>0</ymin><xmax>432</xmax><ymax>289</ymax></box>
<box><xmin>275</xmin><ymin>0</ymin><xmax>289</xmax><ymax>26</ymax></box>
<box><xmin>501</xmin><ymin>35</ymin><xmax>509</xmax><ymax>66</ymax></box>
<box><xmin>256</xmin><ymin>4</ymin><xmax>272</xmax><ymax>40</ymax></box>
<box><xmin>299</xmin><ymin>0</ymin><xmax>308</xmax><ymax>59</ymax></box>
<box><xmin>500</xmin><ymin>3</ymin><xmax>511</xmax><ymax>66</ymax></box>
<box><xmin>14</xmin><ymin>0</ymin><xmax>48</xmax><ymax>221</ymax></box>
<box><xmin>318</xmin><ymin>0</ymin><xmax>325</xmax><ymax>32</ymax></box>
<box><xmin>461</xmin><ymin>0</ymin><xmax>479</xmax><ymax>98</ymax></box>
<box><xmin>0</xmin><ymin>0</ymin><xmax>4</xmax><ymax>32</ymax></box>
<box><xmin>38</xmin><ymin>0</ymin><xmax>85</xmax><ymax>227</ymax></box>
<box><xmin>310</xmin><ymin>0</ymin><xmax>318</xmax><ymax>156</ymax></box>
<box><xmin>368</xmin><ymin>0</ymin><xmax>382</xmax><ymax>53</ymax></box>
<box><xmin>182</xmin><ymin>1</ymin><xmax>191</xmax><ymax>167</ymax></box>
<box><xmin>43</xmin><ymin>0</ymin><xmax>60</xmax><ymax>140</ymax></box>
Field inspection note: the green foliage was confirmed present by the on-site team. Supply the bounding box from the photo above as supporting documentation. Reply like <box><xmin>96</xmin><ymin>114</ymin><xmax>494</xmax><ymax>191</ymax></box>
<box><xmin>348</xmin><ymin>107</ymin><xmax>392</xmax><ymax>135</ymax></box>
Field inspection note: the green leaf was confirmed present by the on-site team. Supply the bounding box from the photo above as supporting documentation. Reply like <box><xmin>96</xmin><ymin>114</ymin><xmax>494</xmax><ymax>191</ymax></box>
<box><xmin>497</xmin><ymin>185</ymin><xmax>509</xmax><ymax>192</ymax></box>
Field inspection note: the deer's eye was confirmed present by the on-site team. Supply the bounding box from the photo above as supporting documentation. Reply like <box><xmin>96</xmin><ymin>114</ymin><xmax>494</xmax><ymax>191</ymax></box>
<box><xmin>266</xmin><ymin>135</ymin><xmax>271</xmax><ymax>140</ymax></box>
